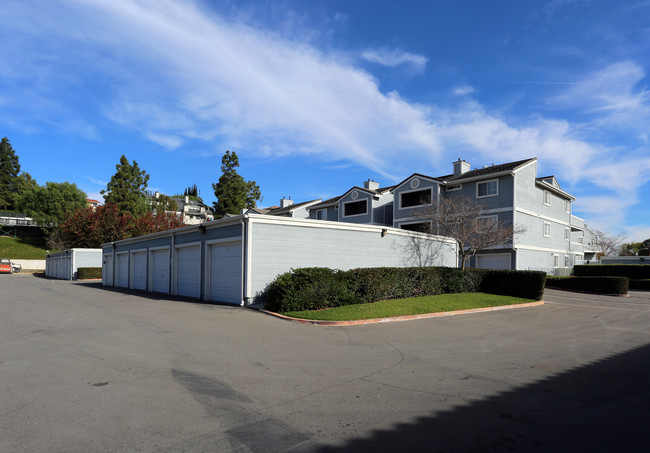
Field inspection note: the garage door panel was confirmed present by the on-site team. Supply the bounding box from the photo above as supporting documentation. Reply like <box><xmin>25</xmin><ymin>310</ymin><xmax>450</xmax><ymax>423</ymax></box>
<box><xmin>103</xmin><ymin>254</ymin><xmax>113</xmax><ymax>286</ymax></box>
<box><xmin>476</xmin><ymin>254</ymin><xmax>510</xmax><ymax>270</ymax></box>
<box><xmin>209</xmin><ymin>243</ymin><xmax>242</xmax><ymax>304</ymax></box>
<box><xmin>150</xmin><ymin>249</ymin><xmax>170</xmax><ymax>294</ymax></box>
<box><xmin>116</xmin><ymin>253</ymin><xmax>129</xmax><ymax>288</ymax></box>
<box><xmin>176</xmin><ymin>246</ymin><xmax>201</xmax><ymax>298</ymax></box>
<box><xmin>132</xmin><ymin>251</ymin><xmax>147</xmax><ymax>290</ymax></box>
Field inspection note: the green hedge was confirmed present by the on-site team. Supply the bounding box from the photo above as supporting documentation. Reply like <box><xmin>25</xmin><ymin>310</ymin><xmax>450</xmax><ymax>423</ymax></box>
<box><xmin>545</xmin><ymin>276</ymin><xmax>629</xmax><ymax>295</ymax></box>
<box><xmin>630</xmin><ymin>279</ymin><xmax>650</xmax><ymax>290</ymax></box>
<box><xmin>77</xmin><ymin>267</ymin><xmax>102</xmax><ymax>280</ymax></box>
<box><xmin>573</xmin><ymin>264</ymin><xmax>650</xmax><ymax>279</ymax></box>
<box><xmin>265</xmin><ymin>267</ymin><xmax>546</xmax><ymax>313</ymax></box>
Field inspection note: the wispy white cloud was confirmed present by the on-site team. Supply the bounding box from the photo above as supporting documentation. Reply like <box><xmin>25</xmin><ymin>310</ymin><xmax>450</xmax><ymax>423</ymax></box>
<box><xmin>452</xmin><ymin>85</ymin><xmax>475</xmax><ymax>96</ymax></box>
<box><xmin>360</xmin><ymin>48</ymin><xmax>428</xmax><ymax>72</ymax></box>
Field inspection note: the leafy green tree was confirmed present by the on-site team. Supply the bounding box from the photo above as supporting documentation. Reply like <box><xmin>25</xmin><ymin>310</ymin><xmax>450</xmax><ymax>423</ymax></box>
<box><xmin>620</xmin><ymin>242</ymin><xmax>643</xmax><ymax>256</ymax></box>
<box><xmin>212</xmin><ymin>151</ymin><xmax>262</xmax><ymax>216</ymax></box>
<box><xmin>151</xmin><ymin>193</ymin><xmax>178</xmax><ymax>213</ymax></box>
<box><xmin>17</xmin><ymin>181</ymin><xmax>87</xmax><ymax>231</ymax></box>
<box><xmin>101</xmin><ymin>155</ymin><xmax>150</xmax><ymax>216</ymax></box>
<box><xmin>0</xmin><ymin>137</ymin><xmax>35</xmax><ymax>210</ymax></box>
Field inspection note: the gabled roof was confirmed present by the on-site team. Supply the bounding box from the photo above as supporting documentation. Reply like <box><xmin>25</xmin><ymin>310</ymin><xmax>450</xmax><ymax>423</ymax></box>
<box><xmin>538</xmin><ymin>175</ymin><xmax>561</xmax><ymax>190</ymax></box>
<box><xmin>391</xmin><ymin>173</ymin><xmax>444</xmax><ymax>192</ymax></box>
<box><xmin>267</xmin><ymin>199</ymin><xmax>322</xmax><ymax>215</ymax></box>
<box><xmin>339</xmin><ymin>185</ymin><xmax>396</xmax><ymax>200</ymax></box>
<box><xmin>306</xmin><ymin>196</ymin><xmax>342</xmax><ymax>210</ymax></box>
<box><xmin>444</xmin><ymin>158</ymin><xmax>536</xmax><ymax>183</ymax></box>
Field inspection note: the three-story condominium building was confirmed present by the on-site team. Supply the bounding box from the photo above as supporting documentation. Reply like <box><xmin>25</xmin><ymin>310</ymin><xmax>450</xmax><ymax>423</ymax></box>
<box><xmin>307</xmin><ymin>157</ymin><xmax>597</xmax><ymax>273</ymax></box>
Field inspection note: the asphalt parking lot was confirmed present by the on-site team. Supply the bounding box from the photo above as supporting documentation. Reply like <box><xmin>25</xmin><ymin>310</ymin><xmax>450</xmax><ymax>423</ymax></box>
<box><xmin>1</xmin><ymin>275</ymin><xmax>649</xmax><ymax>452</ymax></box>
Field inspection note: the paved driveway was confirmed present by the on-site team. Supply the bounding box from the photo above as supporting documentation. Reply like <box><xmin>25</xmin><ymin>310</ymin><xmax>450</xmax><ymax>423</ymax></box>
<box><xmin>1</xmin><ymin>277</ymin><xmax>649</xmax><ymax>452</ymax></box>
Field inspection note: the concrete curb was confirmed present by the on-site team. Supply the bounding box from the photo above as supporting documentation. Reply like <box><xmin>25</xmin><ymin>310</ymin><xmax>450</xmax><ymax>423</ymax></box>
<box><xmin>260</xmin><ymin>301</ymin><xmax>545</xmax><ymax>326</ymax></box>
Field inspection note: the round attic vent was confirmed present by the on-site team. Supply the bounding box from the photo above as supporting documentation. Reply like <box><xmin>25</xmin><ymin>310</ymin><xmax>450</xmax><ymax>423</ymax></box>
<box><xmin>410</xmin><ymin>178</ymin><xmax>420</xmax><ymax>189</ymax></box>
<box><xmin>351</xmin><ymin>190</ymin><xmax>359</xmax><ymax>200</ymax></box>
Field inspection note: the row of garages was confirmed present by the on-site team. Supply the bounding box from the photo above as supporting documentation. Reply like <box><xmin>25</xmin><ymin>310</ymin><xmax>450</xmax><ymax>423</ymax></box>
<box><xmin>46</xmin><ymin>249</ymin><xmax>103</xmax><ymax>280</ymax></box>
<box><xmin>102</xmin><ymin>214</ymin><xmax>458</xmax><ymax>306</ymax></box>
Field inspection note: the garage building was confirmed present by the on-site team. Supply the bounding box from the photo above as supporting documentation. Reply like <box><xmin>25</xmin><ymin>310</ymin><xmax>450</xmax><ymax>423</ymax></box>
<box><xmin>101</xmin><ymin>214</ymin><xmax>457</xmax><ymax>306</ymax></box>
<box><xmin>46</xmin><ymin>249</ymin><xmax>103</xmax><ymax>280</ymax></box>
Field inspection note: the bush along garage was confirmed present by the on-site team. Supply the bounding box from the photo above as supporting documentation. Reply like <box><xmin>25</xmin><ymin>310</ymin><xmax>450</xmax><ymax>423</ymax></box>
<box><xmin>101</xmin><ymin>214</ymin><xmax>459</xmax><ymax>306</ymax></box>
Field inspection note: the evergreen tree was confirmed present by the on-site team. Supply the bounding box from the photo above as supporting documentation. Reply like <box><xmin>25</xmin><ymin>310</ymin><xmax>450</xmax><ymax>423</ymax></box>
<box><xmin>212</xmin><ymin>151</ymin><xmax>261</xmax><ymax>216</ymax></box>
<box><xmin>101</xmin><ymin>155</ymin><xmax>150</xmax><ymax>216</ymax></box>
<box><xmin>0</xmin><ymin>137</ymin><xmax>25</xmax><ymax>210</ymax></box>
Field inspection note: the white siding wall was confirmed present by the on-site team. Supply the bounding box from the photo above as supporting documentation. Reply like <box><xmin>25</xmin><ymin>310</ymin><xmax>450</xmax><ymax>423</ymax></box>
<box><xmin>248</xmin><ymin>218</ymin><xmax>457</xmax><ymax>301</ymax></box>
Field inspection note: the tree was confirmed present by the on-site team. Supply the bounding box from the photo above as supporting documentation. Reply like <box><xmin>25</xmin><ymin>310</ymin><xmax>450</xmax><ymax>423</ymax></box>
<box><xmin>620</xmin><ymin>242</ymin><xmax>643</xmax><ymax>256</ymax></box>
<box><xmin>212</xmin><ymin>151</ymin><xmax>261</xmax><ymax>216</ymax></box>
<box><xmin>17</xmin><ymin>181</ymin><xmax>87</xmax><ymax>231</ymax></box>
<box><xmin>150</xmin><ymin>193</ymin><xmax>178</xmax><ymax>213</ymax></box>
<box><xmin>101</xmin><ymin>155</ymin><xmax>150</xmax><ymax>217</ymax></box>
<box><xmin>592</xmin><ymin>230</ymin><xmax>626</xmax><ymax>257</ymax></box>
<box><xmin>416</xmin><ymin>195</ymin><xmax>526</xmax><ymax>271</ymax></box>
<box><xmin>0</xmin><ymin>137</ymin><xmax>35</xmax><ymax>210</ymax></box>
<box><xmin>53</xmin><ymin>203</ymin><xmax>186</xmax><ymax>249</ymax></box>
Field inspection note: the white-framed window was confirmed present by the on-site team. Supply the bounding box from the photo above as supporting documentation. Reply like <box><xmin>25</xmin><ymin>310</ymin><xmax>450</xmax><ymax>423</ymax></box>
<box><xmin>544</xmin><ymin>222</ymin><xmax>551</xmax><ymax>237</ymax></box>
<box><xmin>316</xmin><ymin>209</ymin><xmax>327</xmax><ymax>220</ymax></box>
<box><xmin>477</xmin><ymin>179</ymin><xmax>498</xmax><ymax>198</ymax></box>
<box><xmin>343</xmin><ymin>200</ymin><xmax>368</xmax><ymax>217</ymax></box>
<box><xmin>446</xmin><ymin>184</ymin><xmax>462</xmax><ymax>192</ymax></box>
<box><xmin>564</xmin><ymin>255</ymin><xmax>570</xmax><ymax>267</ymax></box>
<box><xmin>565</xmin><ymin>227</ymin><xmax>570</xmax><ymax>241</ymax></box>
<box><xmin>477</xmin><ymin>215</ymin><xmax>498</xmax><ymax>229</ymax></box>
<box><xmin>578</xmin><ymin>236</ymin><xmax>584</xmax><ymax>244</ymax></box>
<box><xmin>544</xmin><ymin>190</ymin><xmax>551</xmax><ymax>206</ymax></box>
<box><xmin>553</xmin><ymin>254</ymin><xmax>559</xmax><ymax>267</ymax></box>
<box><xmin>565</xmin><ymin>200</ymin><xmax>571</xmax><ymax>213</ymax></box>
<box><xmin>400</xmin><ymin>187</ymin><xmax>432</xmax><ymax>209</ymax></box>
<box><xmin>399</xmin><ymin>221</ymin><xmax>431</xmax><ymax>233</ymax></box>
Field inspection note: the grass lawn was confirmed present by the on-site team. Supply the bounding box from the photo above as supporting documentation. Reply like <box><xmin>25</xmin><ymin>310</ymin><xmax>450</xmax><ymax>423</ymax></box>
<box><xmin>282</xmin><ymin>292</ymin><xmax>536</xmax><ymax>321</ymax></box>
<box><xmin>0</xmin><ymin>237</ymin><xmax>55</xmax><ymax>259</ymax></box>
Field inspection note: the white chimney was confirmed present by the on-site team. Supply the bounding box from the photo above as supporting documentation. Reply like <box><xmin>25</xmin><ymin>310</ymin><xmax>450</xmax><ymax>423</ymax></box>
<box><xmin>155</xmin><ymin>191</ymin><xmax>160</xmax><ymax>199</ymax></box>
<box><xmin>280</xmin><ymin>196</ymin><xmax>294</xmax><ymax>208</ymax></box>
<box><xmin>364</xmin><ymin>179</ymin><xmax>380</xmax><ymax>191</ymax></box>
<box><xmin>453</xmin><ymin>158</ymin><xmax>471</xmax><ymax>176</ymax></box>
<box><xmin>184</xmin><ymin>195</ymin><xmax>189</xmax><ymax>204</ymax></box>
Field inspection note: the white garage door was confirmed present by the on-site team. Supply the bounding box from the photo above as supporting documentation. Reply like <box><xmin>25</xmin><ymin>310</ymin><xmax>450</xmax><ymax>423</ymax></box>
<box><xmin>103</xmin><ymin>254</ymin><xmax>113</xmax><ymax>286</ymax></box>
<box><xmin>208</xmin><ymin>242</ymin><xmax>242</xmax><ymax>304</ymax></box>
<box><xmin>150</xmin><ymin>249</ymin><xmax>170</xmax><ymax>294</ymax></box>
<box><xmin>175</xmin><ymin>245</ymin><xmax>201</xmax><ymax>299</ymax></box>
<box><xmin>116</xmin><ymin>253</ymin><xmax>129</xmax><ymax>288</ymax></box>
<box><xmin>476</xmin><ymin>254</ymin><xmax>511</xmax><ymax>270</ymax></box>
<box><xmin>131</xmin><ymin>251</ymin><xmax>147</xmax><ymax>291</ymax></box>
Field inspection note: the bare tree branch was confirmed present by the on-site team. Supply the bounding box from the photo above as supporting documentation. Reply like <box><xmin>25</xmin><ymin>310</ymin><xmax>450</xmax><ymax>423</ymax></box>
<box><xmin>592</xmin><ymin>230</ymin><xmax>626</xmax><ymax>257</ymax></box>
<box><xmin>415</xmin><ymin>195</ymin><xmax>526</xmax><ymax>271</ymax></box>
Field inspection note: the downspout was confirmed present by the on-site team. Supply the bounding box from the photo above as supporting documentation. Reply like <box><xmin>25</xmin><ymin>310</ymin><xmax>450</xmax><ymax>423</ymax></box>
<box><xmin>111</xmin><ymin>242</ymin><xmax>116</xmax><ymax>286</ymax></box>
<box><xmin>70</xmin><ymin>249</ymin><xmax>75</xmax><ymax>281</ymax></box>
<box><xmin>242</xmin><ymin>216</ymin><xmax>251</xmax><ymax>307</ymax></box>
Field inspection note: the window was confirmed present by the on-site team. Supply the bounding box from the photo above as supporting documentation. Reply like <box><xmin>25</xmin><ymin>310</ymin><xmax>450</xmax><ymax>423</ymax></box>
<box><xmin>565</xmin><ymin>228</ymin><xmax>570</xmax><ymax>241</ymax></box>
<box><xmin>400</xmin><ymin>222</ymin><xmax>430</xmax><ymax>233</ymax></box>
<box><xmin>564</xmin><ymin>256</ymin><xmax>570</xmax><ymax>268</ymax></box>
<box><xmin>477</xmin><ymin>180</ymin><xmax>498</xmax><ymax>198</ymax></box>
<box><xmin>316</xmin><ymin>209</ymin><xmax>327</xmax><ymax>220</ymax></box>
<box><xmin>343</xmin><ymin>200</ymin><xmax>367</xmax><ymax>217</ymax></box>
<box><xmin>544</xmin><ymin>222</ymin><xmax>551</xmax><ymax>237</ymax></box>
<box><xmin>544</xmin><ymin>190</ymin><xmax>551</xmax><ymax>206</ymax></box>
<box><xmin>477</xmin><ymin>215</ymin><xmax>498</xmax><ymax>228</ymax></box>
<box><xmin>400</xmin><ymin>188</ymin><xmax>432</xmax><ymax>208</ymax></box>
<box><xmin>446</xmin><ymin>184</ymin><xmax>462</xmax><ymax>192</ymax></box>
<box><xmin>578</xmin><ymin>236</ymin><xmax>584</xmax><ymax>244</ymax></box>
<box><xmin>553</xmin><ymin>255</ymin><xmax>559</xmax><ymax>267</ymax></box>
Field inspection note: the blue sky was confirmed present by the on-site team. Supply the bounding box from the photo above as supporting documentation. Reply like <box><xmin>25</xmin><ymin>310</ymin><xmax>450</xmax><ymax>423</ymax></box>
<box><xmin>2</xmin><ymin>0</ymin><xmax>650</xmax><ymax>241</ymax></box>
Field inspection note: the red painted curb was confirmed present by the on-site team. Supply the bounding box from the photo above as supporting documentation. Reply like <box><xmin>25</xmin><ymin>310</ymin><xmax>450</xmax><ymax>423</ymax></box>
<box><xmin>260</xmin><ymin>301</ymin><xmax>545</xmax><ymax>326</ymax></box>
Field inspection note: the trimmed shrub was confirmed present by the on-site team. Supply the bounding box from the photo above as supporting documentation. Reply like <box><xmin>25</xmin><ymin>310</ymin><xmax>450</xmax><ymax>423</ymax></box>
<box><xmin>479</xmin><ymin>270</ymin><xmax>547</xmax><ymax>300</ymax></box>
<box><xmin>574</xmin><ymin>265</ymin><xmax>650</xmax><ymax>280</ymax></box>
<box><xmin>545</xmin><ymin>276</ymin><xmax>629</xmax><ymax>295</ymax></box>
<box><xmin>630</xmin><ymin>279</ymin><xmax>650</xmax><ymax>290</ymax></box>
<box><xmin>77</xmin><ymin>267</ymin><xmax>102</xmax><ymax>279</ymax></box>
<box><xmin>265</xmin><ymin>267</ymin><xmax>356</xmax><ymax>313</ymax></box>
<box><xmin>266</xmin><ymin>266</ymin><xmax>547</xmax><ymax>313</ymax></box>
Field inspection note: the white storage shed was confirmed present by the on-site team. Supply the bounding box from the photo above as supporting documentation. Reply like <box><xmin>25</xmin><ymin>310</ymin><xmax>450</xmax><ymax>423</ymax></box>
<box><xmin>46</xmin><ymin>248</ymin><xmax>103</xmax><ymax>280</ymax></box>
<box><xmin>101</xmin><ymin>214</ymin><xmax>458</xmax><ymax>306</ymax></box>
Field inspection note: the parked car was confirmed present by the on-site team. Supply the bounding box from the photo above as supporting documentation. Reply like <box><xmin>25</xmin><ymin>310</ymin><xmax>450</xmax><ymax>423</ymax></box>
<box><xmin>12</xmin><ymin>262</ymin><xmax>22</xmax><ymax>273</ymax></box>
<box><xmin>0</xmin><ymin>258</ymin><xmax>13</xmax><ymax>274</ymax></box>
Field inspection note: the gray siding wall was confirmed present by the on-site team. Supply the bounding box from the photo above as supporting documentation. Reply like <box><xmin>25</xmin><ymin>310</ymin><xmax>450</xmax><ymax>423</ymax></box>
<box><xmin>393</xmin><ymin>178</ymin><xmax>440</xmax><ymax>225</ymax></box>
<box><xmin>443</xmin><ymin>175</ymin><xmax>515</xmax><ymax>211</ymax></box>
<box><xmin>45</xmin><ymin>248</ymin><xmax>102</xmax><ymax>280</ymax></box>
<box><xmin>338</xmin><ymin>190</ymin><xmax>373</xmax><ymax>224</ymax></box>
<box><xmin>249</xmin><ymin>218</ymin><xmax>457</xmax><ymax>301</ymax></box>
<box><xmin>308</xmin><ymin>206</ymin><xmax>338</xmax><ymax>221</ymax></box>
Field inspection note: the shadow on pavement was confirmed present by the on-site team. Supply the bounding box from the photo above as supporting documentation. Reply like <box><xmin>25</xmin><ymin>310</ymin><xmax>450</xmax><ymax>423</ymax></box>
<box><xmin>312</xmin><ymin>342</ymin><xmax>650</xmax><ymax>453</ymax></box>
